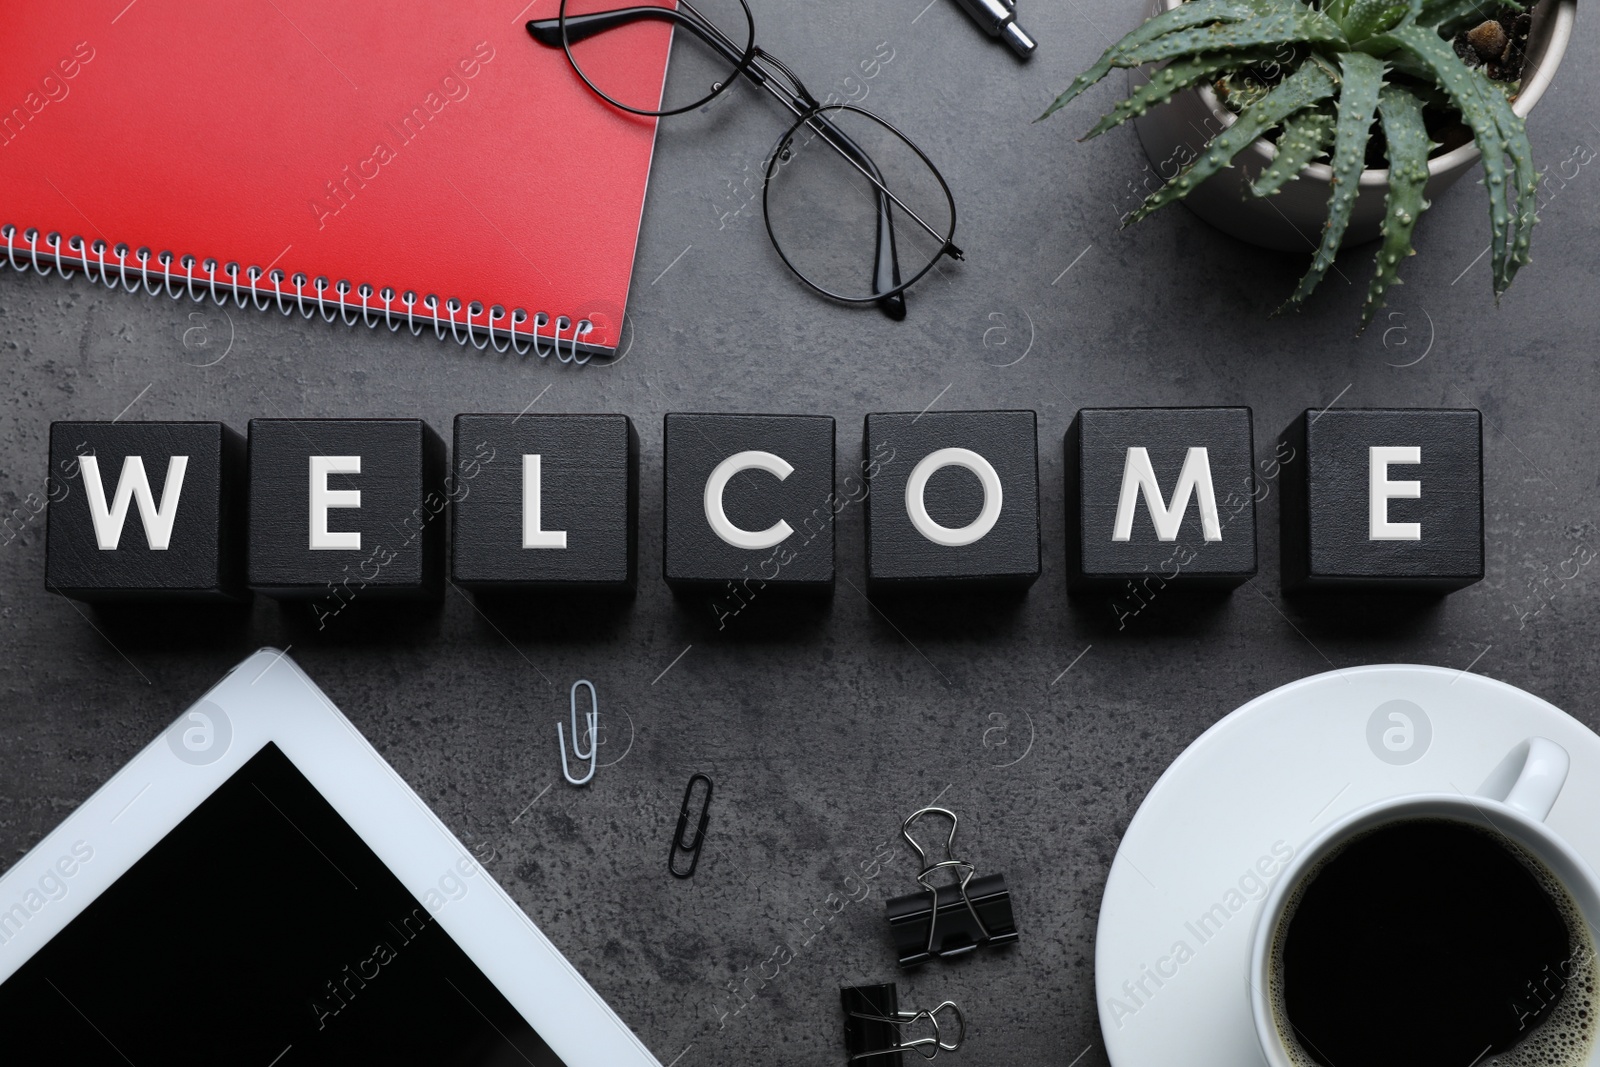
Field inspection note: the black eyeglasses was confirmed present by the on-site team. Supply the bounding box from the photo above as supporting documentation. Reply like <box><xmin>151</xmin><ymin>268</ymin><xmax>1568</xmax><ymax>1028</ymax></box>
<box><xmin>527</xmin><ymin>0</ymin><xmax>963</xmax><ymax>320</ymax></box>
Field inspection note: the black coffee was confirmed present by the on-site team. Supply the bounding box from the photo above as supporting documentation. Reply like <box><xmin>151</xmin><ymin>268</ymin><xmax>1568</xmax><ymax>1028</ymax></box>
<box><xmin>1277</xmin><ymin>819</ymin><xmax>1593</xmax><ymax>1067</ymax></box>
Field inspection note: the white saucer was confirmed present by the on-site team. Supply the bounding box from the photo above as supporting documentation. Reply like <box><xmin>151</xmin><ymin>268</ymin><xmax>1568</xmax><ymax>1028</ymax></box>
<box><xmin>1096</xmin><ymin>665</ymin><xmax>1600</xmax><ymax>1067</ymax></box>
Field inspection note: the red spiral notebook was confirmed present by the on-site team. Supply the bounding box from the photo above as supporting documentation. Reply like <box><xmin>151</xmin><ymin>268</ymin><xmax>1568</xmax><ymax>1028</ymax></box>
<box><xmin>0</xmin><ymin>0</ymin><xmax>669</xmax><ymax>355</ymax></box>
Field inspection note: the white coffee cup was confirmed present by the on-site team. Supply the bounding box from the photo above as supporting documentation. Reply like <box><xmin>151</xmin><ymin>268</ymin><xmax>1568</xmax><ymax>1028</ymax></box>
<box><xmin>1248</xmin><ymin>737</ymin><xmax>1600</xmax><ymax>1067</ymax></box>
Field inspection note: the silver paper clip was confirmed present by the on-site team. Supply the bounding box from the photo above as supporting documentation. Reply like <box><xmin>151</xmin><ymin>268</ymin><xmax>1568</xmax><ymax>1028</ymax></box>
<box><xmin>559</xmin><ymin>679</ymin><xmax>598</xmax><ymax>786</ymax></box>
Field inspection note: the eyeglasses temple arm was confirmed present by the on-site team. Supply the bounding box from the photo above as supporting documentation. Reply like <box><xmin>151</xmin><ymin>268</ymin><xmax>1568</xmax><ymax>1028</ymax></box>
<box><xmin>872</xmin><ymin>190</ymin><xmax>907</xmax><ymax>320</ymax></box>
<box><xmin>528</xmin><ymin>7</ymin><xmax>703</xmax><ymax>47</ymax></box>
<box><xmin>798</xmin><ymin>114</ymin><xmax>908</xmax><ymax>318</ymax></box>
<box><xmin>530</xmin><ymin>7</ymin><xmax>811</xmax><ymax>111</ymax></box>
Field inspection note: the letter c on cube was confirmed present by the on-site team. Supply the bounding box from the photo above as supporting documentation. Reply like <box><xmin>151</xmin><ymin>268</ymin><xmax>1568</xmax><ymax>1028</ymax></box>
<box><xmin>704</xmin><ymin>450</ymin><xmax>794</xmax><ymax>551</ymax></box>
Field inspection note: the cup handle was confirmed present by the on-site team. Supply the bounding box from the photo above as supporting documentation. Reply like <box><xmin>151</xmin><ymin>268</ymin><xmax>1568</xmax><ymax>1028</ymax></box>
<box><xmin>1477</xmin><ymin>737</ymin><xmax>1570</xmax><ymax>822</ymax></box>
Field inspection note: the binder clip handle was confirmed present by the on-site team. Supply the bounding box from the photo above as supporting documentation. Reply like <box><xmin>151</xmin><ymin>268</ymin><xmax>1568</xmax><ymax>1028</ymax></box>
<box><xmin>843</xmin><ymin>983</ymin><xmax>965</xmax><ymax>1062</ymax></box>
<box><xmin>900</xmin><ymin>806</ymin><xmax>962</xmax><ymax>870</ymax></box>
<box><xmin>914</xmin><ymin>858</ymin><xmax>979</xmax><ymax>897</ymax></box>
<box><xmin>902</xmin><ymin>808</ymin><xmax>993</xmax><ymax>952</ymax></box>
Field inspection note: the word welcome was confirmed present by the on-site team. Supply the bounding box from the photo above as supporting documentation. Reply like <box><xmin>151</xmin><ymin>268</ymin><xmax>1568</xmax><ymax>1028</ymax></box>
<box><xmin>45</xmin><ymin>406</ymin><xmax>1483</xmax><ymax>609</ymax></box>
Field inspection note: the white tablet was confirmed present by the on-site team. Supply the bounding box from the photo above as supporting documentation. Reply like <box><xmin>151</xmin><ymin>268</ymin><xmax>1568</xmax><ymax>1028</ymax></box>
<box><xmin>0</xmin><ymin>648</ymin><xmax>661</xmax><ymax>1067</ymax></box>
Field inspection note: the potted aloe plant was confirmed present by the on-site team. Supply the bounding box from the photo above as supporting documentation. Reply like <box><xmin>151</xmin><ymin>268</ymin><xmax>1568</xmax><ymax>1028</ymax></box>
<box><xmin>1043</xmin><ymin>0</ymin><xmax>1577</xmax><ymax>324</ymax></box>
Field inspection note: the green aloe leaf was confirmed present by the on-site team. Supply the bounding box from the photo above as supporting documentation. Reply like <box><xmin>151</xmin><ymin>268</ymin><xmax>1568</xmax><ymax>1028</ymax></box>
<box><xmin>1082</xmin><ymin>47</ymin><xmax>1286</xmax><ymax>140</ymax></box>
<box><xmin>1282</xmin><ymin>51</ymin><xmax>1387</xmax><ymax>310</ymax></box>
<box><xmin>1340</xmin><ymin>0</ymin><xmax>1415</xmax><ymax>40</ymax></box>
<box><xmin>1038</xmin><ymin>0</ymin><xmax>1262</xmax><ymax>120</ymax></box>
<box><xmin>1251</xmin><ymin>110</ymin><xmax>1337</xmax><ymax>195</ymax></box>
<box><xmin>1127</xmin><ymin>57</ymin><xmax>1338</xmax><ymax>225</ymax></box>
<box><xmin>1380</xmin><ymin>22</ymin><xmax>1535</xmax><ymax>294</ymax></box>
<box><xmin>1361</xmin><ymin>86</ymin><xmax>1434</xmax><ymax>326</ymax></box>
<box><xmin>1118</xmin><ymin>7</ymin><xmax>1347</xmax><ymax>66</ymax></box>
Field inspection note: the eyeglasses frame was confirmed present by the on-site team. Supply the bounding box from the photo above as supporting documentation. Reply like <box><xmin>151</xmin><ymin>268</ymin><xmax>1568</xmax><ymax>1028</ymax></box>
<box><xmin>528</xmin><ymin>0</ymin><xmax>964</xmax><ymax>316</ymax></box>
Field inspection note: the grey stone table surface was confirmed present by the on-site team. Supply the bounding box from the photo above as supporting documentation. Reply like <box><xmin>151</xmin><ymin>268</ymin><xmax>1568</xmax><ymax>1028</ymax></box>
<box><xmin>2</xmin><ymin>2</ymin><xmax>1597</xmax><ymax>1064</ymax></box>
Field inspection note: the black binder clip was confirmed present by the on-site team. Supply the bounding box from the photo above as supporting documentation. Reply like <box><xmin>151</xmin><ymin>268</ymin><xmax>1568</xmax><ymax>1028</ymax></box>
<box><xmin>884</xmin><ymin>807</ymin><xmax>1017</xmax><ymax>968</ymax></box>
<box><xmin>841</xmin><ymin>983</ymin><xmax>964</xmax><ymax>1063</ymax></box>
<box><xmin>668</xmin><ymin>773</ymin><xmax>713</xmax><ymax>879</ymax></box>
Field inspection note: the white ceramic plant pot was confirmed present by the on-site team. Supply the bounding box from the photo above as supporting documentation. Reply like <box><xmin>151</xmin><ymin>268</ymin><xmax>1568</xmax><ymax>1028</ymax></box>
<box><xmin>1128</xmin><ymin>0</ymin><xmax>1577</xmax><ymax>251</ymax></box>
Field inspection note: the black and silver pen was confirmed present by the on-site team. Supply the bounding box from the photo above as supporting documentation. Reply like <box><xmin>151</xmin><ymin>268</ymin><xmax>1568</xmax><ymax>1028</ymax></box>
<box><xmin>952</xmin><ymin>0</ymin><xmax>1037</xmax><ymax>58</ymax></box>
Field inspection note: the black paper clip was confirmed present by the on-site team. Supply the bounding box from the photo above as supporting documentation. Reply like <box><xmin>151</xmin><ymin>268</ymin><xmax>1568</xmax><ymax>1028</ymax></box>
<box><xmin>884</xmin><ymin>807</ymin><xmax>1018</xmax><ymax>968</ymax></box>
<box><xmin>668</xmin><ymin>773</ymin><xmax>713</xmax><ymax>879</ymax></box>
<box><xmin>841</xmin><ymin>983</ymin><xmax>964</xmax><ymax>1063</ymax></box>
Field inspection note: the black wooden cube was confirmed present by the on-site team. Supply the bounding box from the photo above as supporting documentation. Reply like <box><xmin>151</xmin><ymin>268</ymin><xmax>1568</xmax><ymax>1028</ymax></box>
<box><xmin>663</xmin><ymin>413</ymin><xmax>835</xmax><ymax>591</ymax></box>
<box><xmin>45</xmin><ymin>421</ymin><xmax>246</xmax><ymax>602</ymax></box>
<box><xmin>1066</xmin><ymin>407</ymin><xmax>1258</xmax><ymax>591</ymax></box>
<box><xmin>247</xmin><ymin>419</ymin><xmax>445</xmax><ymax>600</ymax></box>
<box><xmin>1281</xmin><ymin>408</ymin><xmax>1483</xmax><ymax>592</ymax></box>
<box><xmin>864</xmin><ymin>410</ymin><xmax>1040</xmax><ymax>591</ymax></box>
<box><xmin>451</xmin><ymin>414</ymin><xmax>638</xmax><ymax>592</ymax></box>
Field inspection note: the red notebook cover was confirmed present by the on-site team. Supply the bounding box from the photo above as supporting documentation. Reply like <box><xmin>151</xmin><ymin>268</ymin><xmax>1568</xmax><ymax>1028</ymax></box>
<box><xmin>0</xmin><ymin>0</ymin><xmax>669</xmax><ymax>354</ymax></box>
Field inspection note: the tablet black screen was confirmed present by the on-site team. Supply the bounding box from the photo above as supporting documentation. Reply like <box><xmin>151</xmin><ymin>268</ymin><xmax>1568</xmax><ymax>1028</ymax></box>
<box><xmin>0</xmin><ymin>742</ymin><xmax>570</xmax><ymax>1066</ymax></box>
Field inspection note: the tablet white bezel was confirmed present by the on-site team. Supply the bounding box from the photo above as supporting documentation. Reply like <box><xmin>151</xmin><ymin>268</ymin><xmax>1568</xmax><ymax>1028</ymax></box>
<box><xmin>0</xmin><ymin>648</ymin><xmax>661</xmax><ymax>1067</ymax></box>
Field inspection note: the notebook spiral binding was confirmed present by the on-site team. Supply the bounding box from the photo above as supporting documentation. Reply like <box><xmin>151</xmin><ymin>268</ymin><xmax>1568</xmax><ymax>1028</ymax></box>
<box><xmin>2</xmin><ymin>225</ymin><xmax>606</xmax><ymax>364</ymax></box>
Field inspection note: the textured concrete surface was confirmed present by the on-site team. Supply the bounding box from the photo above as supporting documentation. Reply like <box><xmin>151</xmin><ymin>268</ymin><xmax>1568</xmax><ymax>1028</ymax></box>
<box><xmin>2</xmin><ymin>2</ymin><xmax>1598</xmax><ymax>1064</ymax></box>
